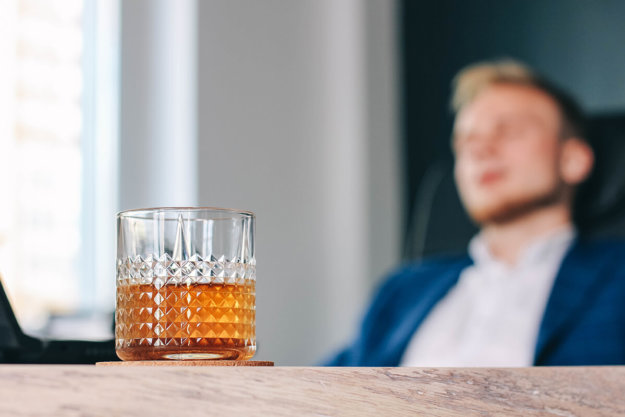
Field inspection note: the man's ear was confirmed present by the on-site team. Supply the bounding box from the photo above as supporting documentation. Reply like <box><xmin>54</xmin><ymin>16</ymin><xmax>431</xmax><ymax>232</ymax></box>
<box><xmin>560</xmin><ymin>138</ymin><xmax>594</xmax><ymax>185</ymax></box>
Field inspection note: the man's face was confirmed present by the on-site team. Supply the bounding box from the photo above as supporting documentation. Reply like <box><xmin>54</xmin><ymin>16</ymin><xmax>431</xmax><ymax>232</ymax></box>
<box><xmin>453</xmin><ymin>83</ymin><xmax>567</xmax><ymax>224</ymax></box>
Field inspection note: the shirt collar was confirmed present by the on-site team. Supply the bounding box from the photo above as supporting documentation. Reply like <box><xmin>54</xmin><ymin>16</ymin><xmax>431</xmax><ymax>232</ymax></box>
<box><xmin>468</xmin><ymin>225</ymin><xmax>577</xmax><ymax>268</ymax></box>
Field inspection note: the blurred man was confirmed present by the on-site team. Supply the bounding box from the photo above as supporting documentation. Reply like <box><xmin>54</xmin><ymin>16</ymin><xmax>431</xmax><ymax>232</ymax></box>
<box><xmin>328</xmin><ymin>60</ymin><xmax>625</xmax><ymax>366</ymax></box>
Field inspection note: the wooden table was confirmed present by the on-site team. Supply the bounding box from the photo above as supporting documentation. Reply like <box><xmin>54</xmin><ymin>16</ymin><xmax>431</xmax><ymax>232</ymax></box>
<box><xmin>0</xmin><ymin>366</ymin><xmax>623</xmax><ymax>416</ymax></box>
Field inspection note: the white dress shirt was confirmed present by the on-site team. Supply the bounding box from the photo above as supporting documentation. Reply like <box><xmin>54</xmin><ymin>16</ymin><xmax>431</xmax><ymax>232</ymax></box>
<box><xmin>400</xmin><ymin>226</ymin><xmax>576</xmax><ymax>367</ymax></box>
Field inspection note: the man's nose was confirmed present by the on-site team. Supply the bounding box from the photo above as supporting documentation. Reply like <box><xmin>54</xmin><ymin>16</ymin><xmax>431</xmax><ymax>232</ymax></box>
<box><xmin>467</xmin><ymin>132</ymin><xmax>499</xmax><ymax>159</ymax></box>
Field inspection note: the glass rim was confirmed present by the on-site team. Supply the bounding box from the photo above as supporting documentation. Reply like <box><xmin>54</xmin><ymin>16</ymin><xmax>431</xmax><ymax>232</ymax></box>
<box><xmin>117</xmin><ymin>206</ymin><xmax>255</xmax><ymax>220</ymax></box>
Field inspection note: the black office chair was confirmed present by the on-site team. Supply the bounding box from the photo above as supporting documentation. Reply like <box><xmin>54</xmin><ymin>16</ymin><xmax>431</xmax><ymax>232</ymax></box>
<box><xmin>0</xmin><ymin>276</ymin><xmax>118</xmax><ymax>363</ymax></box>
<box><xmin>404</xmin><ymin>112</ymin><xmax>625</xmax><ymax>260</ymax></box>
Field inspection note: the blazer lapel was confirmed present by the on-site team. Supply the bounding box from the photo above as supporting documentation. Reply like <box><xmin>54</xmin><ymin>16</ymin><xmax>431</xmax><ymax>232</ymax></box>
<box><xmin>533</xmin><ymin>239</ymin><xmax>611</xmax><ymax>364</ymax></box>
<box><xmin>384</xmin><ymin>257</ymin><xmax>472</xmax><ymax>365</ymax></box>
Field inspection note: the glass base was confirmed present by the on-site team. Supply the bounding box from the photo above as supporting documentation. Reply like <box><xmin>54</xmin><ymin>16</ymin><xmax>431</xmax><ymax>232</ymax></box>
<box><xmin>116</xmin><ymin>346</ymin><xmax>256</xmax><ymax>361</ymax></box>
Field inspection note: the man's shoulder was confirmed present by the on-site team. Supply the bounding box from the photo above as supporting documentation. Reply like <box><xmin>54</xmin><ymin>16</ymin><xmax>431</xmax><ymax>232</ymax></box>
<box><xmin>571</xmin><ymin>238</ymin><xmax>625</xmax><ymax>289</ymax></box>
<box><xmin>572</xmin><ymin>237</ymin><xmax>625</xmax><ymax>265</ymax></box>
<box><xmin>379</xmin><ymin>253</ymin><xmax>472</xmax><ymax>294</ymax></box>
<box><xmin>576</xmin><ymin>236</ymin><xmax>625</xmax><ymax>249</ymax></box>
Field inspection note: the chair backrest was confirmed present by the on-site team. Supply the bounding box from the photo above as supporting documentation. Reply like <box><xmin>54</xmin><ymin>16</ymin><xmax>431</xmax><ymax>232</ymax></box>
<box><xmin>575</xmin><ymin>113</ymin><xmax>625</xmax><ymax>237</ymax></box>
<box><xmin>404</xmin><ymin>112</ymin><xmax>625</xmax><ymax>260</ymax></box>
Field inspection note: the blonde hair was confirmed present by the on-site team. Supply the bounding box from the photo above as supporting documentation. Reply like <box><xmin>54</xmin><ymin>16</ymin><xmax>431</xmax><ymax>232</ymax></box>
<box><xmin>451</xmin><ymin>59</ymin><xmax>536</xmax><ymax>113</ymax></box>
<box><xmin>450</xmin><ymin>59</ymin><xmax>587</xmax><ymax>140</ymax></box>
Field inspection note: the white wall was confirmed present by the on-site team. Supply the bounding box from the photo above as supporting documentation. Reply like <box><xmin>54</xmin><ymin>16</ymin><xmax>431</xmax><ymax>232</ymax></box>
<box><xmin>120</xmin><ymin>0</ymin><xmax>197</xmax><ymax>209</ymax></box>
<box><xmin>121</xmin><ymin>0</ymin><xmax>400</xmax><ymax>365</ymax></box>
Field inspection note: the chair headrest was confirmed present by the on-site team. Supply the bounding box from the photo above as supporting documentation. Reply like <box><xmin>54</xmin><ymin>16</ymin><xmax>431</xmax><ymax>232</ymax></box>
<box><xmin>575</xmin><ymin>113</ymin><xmax>625</xmax><ymax>237</ymax></box>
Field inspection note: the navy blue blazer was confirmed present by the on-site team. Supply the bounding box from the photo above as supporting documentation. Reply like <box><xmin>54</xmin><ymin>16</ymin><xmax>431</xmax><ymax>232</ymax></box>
<box><xmin>327</xmin><ymin>238</ymin><xmax>625</xmax><ymax>366</ymax></box>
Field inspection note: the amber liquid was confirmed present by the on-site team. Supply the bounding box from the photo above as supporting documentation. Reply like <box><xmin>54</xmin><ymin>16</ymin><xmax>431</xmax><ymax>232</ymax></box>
<box><xmin>115</xmin><ymin>280</ymin><xmax>255</xmax><ymax>361</ymax></box>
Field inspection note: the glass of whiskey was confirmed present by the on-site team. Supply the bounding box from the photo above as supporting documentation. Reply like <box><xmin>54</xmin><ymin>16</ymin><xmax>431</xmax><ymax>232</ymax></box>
<box><xmin>115</xmin><ymin>207</ymin><xmax>256</xmax><ymax>361</ymax></box>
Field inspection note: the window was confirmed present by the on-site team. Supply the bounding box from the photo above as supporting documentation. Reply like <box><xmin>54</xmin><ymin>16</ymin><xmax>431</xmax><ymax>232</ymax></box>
<box><xmin>0</xmin><ymin>0</ymin><xmax>118</xmax><ymax>339</ymax></box>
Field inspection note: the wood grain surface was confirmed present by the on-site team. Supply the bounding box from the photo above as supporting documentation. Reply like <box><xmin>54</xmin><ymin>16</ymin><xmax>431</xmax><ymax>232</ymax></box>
<box><xmin>0</xmin><ymin>366</ymin><xmax>622</xmax><ymax>416</ymax></box>
<box><xmin>96</xmin><ymin>360</ymin><xmax>274</xmax><ymax>366</ymax></box>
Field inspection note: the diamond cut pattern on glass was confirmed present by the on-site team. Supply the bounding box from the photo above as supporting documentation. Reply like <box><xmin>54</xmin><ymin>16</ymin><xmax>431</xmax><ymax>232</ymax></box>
<box><xmin>116</xmin><ymin>254</ymin><xmax>255</xmax><ymax>354</ymax></box>
<box><xmin>117</xmin><ymin>254</ymin><xmax>256</xmax><ymax>286</ymax></box>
